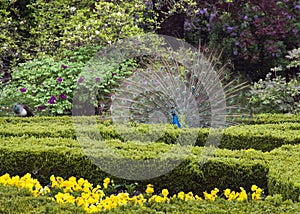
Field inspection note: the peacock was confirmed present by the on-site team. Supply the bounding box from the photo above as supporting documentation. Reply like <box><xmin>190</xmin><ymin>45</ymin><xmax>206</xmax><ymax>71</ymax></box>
<box><xmin>73</xmin><ymin>35</ymin><xmax>250</xmax><ymax>129</ymax></box>
<box><xmin>104</xmin><ymin>46</ymin><xmax>249</xmax><ymax>128</ymax></box>
<box><xmin>13</xmin><ymin>104</ymin><xmax>34</xmax><ymax>117</ymax></box>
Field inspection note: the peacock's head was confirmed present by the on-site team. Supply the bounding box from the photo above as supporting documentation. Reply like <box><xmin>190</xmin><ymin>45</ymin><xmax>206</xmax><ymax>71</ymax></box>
<box><xmin>170</xmin><ymin>107</ymin><xmax>176</xmax><ymax>115</ymax></box>
<box><xmin>13</xmin><ymin>104</ymin><xmax>20</xmax><ymax>113</ymax></box>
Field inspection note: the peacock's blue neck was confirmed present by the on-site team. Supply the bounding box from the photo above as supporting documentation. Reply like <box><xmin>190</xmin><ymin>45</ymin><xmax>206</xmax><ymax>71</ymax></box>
<box><xmin>172</xmin><ymin>113</ymin><xmax>181</xmax><ymax>128</ymax></box>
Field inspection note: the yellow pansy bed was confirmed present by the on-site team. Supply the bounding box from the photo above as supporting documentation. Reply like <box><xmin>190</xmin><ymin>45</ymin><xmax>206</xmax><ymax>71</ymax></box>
<box><xmin>0</xmin><ymin>173</ymin><xmax>266</xmax><ymax>213</ymax></box>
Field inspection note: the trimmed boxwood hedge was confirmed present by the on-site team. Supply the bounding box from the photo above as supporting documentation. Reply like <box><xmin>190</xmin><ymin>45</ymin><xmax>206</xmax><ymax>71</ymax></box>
<box><xmin>0</xmin><ymin>116</ymin><xmax>299</xmax><ymax>202</ymax></box>
<box><xmin>1</xmin><ymin>117</ymin><xmax>299</xmax><ymax>151</ymax></box>
<box><xmin>0</xmin><ymin>185</ymin><xmax>86</xmax><ymax>213</ymax></box>
<box><xmin>0</xmin><ymin>137</ymin><xmax>269</xmax><ymax>197</ymax></box>
<box><xmin>0</xmin><ymin>136</ymin><xmax>299</xmax><ymax>201</ymax></box>
<box><xmin>244</xmin><ymin>113</ymin><xmax>300</xmax><ymax>125</ymax></box>
<box><xmin>1</xmin><ymin>184</ymin><xmax>299</xmax><ymax>214</ymax></box>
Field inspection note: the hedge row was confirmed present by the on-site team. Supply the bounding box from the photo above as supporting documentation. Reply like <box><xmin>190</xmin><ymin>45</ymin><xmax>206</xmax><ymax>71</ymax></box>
<box><xmin>211</xmin><ymin>144</ymin><xmax>300</xmax><ymax>202</ymax></box>
<box><xmin>0</xmin><ymin>136</ymin><xmax>269</xmax><ymax>198</ymax></box>
<box><xmin>2</xmin><ymin>113</ymin><xmax>299</xmax><ymax>125</ymax></box>
<box><xmin>1</xmin><ymin>117</ymin><xmax>300</xmax><ymax>151</ymax></box>
<box><xmin>241</xmin><ymin>113</ymin><xmax>300</xmax><ymax>125</ymax></box>
<box><xmin>104</xmin><ymin>197</ymin><xmax>300</xmax><ymax>214</ymax></box>
<box><xmin>1</xmin><ymin>134</ymin><xmax>300</xmax><ymax>201</ymax></box>
<box><xmin>1</xmin><ymin>185</ymin><xmax>299</xmax><ymax>214</ymax></box>
<box><xmin>0</xmin><ymin>185</ymin><xmax>85</xmax><ymax>213</ymax></box>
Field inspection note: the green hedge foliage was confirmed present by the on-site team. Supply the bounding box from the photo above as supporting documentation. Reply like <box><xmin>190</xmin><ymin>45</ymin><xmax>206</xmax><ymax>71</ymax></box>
<box><xmin>109</xmin><ymin>197</ymin><xmax>300</xmax><ymax>214</ymax></box>
<box><xmin>0</xmin><ymin>116</ymin><xmax>299</xmax><ymax>151</ymax></box>
<box><xmin>0</xmin><ymin>185</ymin><xmax>86</xmax><ymax>213</ymax></box>
<box><xmin>244</xmin><ymin>113</ymin><xmax>300</xmax><ymax>125</ymax></box>
<box><xmin>0</xmin><ymin>137</ymin><xmax>268</xmax><ymax>198</ymax></box>
<box><xmin>0</xmin><ymin>136</ymin><xmax>299</xmax><ymax>201</ymax></box>
<box><xmin>0</xmin><ymin>116</ymin><xmax>299</xmax><ymax>202</ymax></box>
<box><xmin>1</xmin><ymin>184</ymin><xmax>299</xmax><ymax>214</ymax></box>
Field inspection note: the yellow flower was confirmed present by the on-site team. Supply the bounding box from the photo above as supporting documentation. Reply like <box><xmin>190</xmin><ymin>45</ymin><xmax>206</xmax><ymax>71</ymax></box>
<box><xmin>92</xmin><ymin>184</ymin><xmax>102</xmax><ymax>193</ymax></box>
<box><xmin>101</xmin><ymin>198</ymin><xmax>114</xmax><ymax>210</ymax></box>
<box><xmin>155</xmin><ymin>195</ymin><xmax>166</xmax><ymax>203</ymax></box>
<box><xmin>256</xmin><ymin>188</ymin><xmax>263</xmax><ymax>194</ymax></box>
<box><xmin>56</xmin><ymin>176</ymin><xmax>64</xmax><ymax>187</ymax></box>
<box><xmin>195</xmin><ymin>195</ymin><xmax>202</xmax><ymax>200</ymax></box>
<box><xmin>117</xmin><ymin>192</ymin><xmax>130</xmax><ymax>205</ymax></box>
<box><xmin>251</xmin><ymin>185</ymin><xmax>258</xmax><ymax>192</ymax></box>
<box><xmin>224</xmin><ymin>188</ymin><xmax>231</xmax><ymax>198</ymax></box>
<box><xmin>145</xmin><ymin>184</ymin><xmax>154</xmax><ymax>194</ymax></box>
<box><xmin>87</xmin><ymin>205</ymin><xmax>99</xmax><ymax>213</ymax></box>
<box><xmin>252</xmin><ymin>187</ymin><xmax>263</xmax><ymax>200</ymax></box>
<box><xmin>185</xmin><ymin>192</ymin><xmax>194</xmax><ymax>201</ymax></box>
<box><xmin>228</xmin><ymin>191</ymin><xmax>239</xmax><ymax>202</ymax></box>
<box><xmin>50</xmin><ymin>175</ymin><xmax>59</xmax><ymax>188</ymax></box>
<box><xmin>21</xmin><ymin>173</ymin><xmax>32</xmax><ymax>180</ymax></box>
<box><xmin>203</xmin><ymin>191</ymin><xmax>213</xmax><ymax>202</ymax></box>
<box><xmin>55</xmin><ymin>192</ymin><xmax>75</xmax><ymax>204</ymax></box>
<box><xmin>83</xmin><ymin>181</ymin><xmax>93</xmax><ymax>192</ymax></box>
<box><xmin>43</xmin><ymin>186</ymin><xmax>51</xmax><ymax>194</ymax></box>
<box><xmin>211</xmin><ymin>188</ymin><xmax>219</xmax><ymax>196</ymax></box>
<box><xmin>252</xmin><ymin>193</ymin><xmax>262</xmax><ymax>200</ymax></box>
<box><xmin>77</xmin><ymin>178</ymin><xmax>85</xmax><ymax>187</ymax></box>
<box><xmin>103</xmin><ymin>183</ymin><xmax>108</xmax><ymax>189</ymax></box>
<box><xmin>103</xmin><ymin>177</ymin><xmax>110</xmax><ymax>185</ymax></box>
<box><xmin>237</xmin><ymin>187</ymin><xmax>248</xmax><ymax>202</ymax></box>
<box><xmin>161</xmin><ymin>189</ymin><xmax>169</xmax><ymax>197</ymax></box>
<box><xmin>177</xmin><ymin>191</ymin><xmax>185</xmax><ymax>200</ymax></box>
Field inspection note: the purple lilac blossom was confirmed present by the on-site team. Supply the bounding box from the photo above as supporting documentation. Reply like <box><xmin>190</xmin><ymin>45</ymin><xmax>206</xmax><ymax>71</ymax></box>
<box><xmin>38</xmin><ymin>105</ymin><xmax>46</xmax><ymax>111</ymax></box>
<box><xmin>78</xmin><ymin>77</ymin><xmax>84</xmax><ymax>84</ymax></box>
<box><xmin>48</xmin><ymin>96</ymin><xmax>56</xmax><ymax>104</ymax></box>
<box><xmin>59</xmin><ymin>94</ymin><xmax>67</xmax><ymax>100</ymax></box>
<box><xmin>20</xmin><ymin>88</ymin><xmax>27</xmax><ymax>93</ymax></box>
<box><xmin>61</xmin><ymin>64</ymin><xmax>68</xmax><ymax>69</ymax></box>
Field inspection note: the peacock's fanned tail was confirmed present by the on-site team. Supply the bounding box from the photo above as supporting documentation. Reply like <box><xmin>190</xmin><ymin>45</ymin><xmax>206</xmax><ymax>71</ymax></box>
<box><xmin>104</xmin><ymin>46</ymin><xmax>249</xmax><ymax>128</ymax></box>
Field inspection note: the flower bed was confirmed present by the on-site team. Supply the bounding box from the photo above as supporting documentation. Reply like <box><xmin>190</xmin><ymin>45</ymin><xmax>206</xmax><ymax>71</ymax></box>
<box><xmin>0</xmin><ymin>173</ymin><xmax>266</xmax><ymax>213</ymax></box>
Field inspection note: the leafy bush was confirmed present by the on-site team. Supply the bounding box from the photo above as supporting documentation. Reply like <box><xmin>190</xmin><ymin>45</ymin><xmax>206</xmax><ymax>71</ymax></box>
<box><xmin>247</xmin><ymin>47</ymin><xmax>300</xmax><ymax>114</ymax></box>
<box><xmin>0</xmin><ymin>138</ymin><xmax>269</xmax><ymax>198</ymax></box>
<box><xmin>0</xmin><ymin>57</ymin><xmax>84</xmax><ymax>115</ymax></box>
<box><xmin>248</xmin><ymin>73</ymin><xmax>300</xmax><ymax>114</ymax></box>
<box><xmin>27</xmin><ymin>0</ymin><xmax>151</xmax><ymax>55</ymax></box>
<box><xmin>0</xmin><ymin>44</ymin><xmax>137</xmax><ymax>115</ymax></box>
<box><xmin>245</xmin><ymin>113</ymin><xmax>300</xmax><ymax>124</ymax></box>
<box><xmin>0</xmin><ymin>0</ymin><xmax>154</xmax><ymax>71</ymax></box>
<box><xmin>0</xmin><ymin>185</ymin><xmax>86</xmax><ymax>213</ymax></box>
<box><xmin>180</xmin><ymin>0</ymin><xmax>300</xmax><ymax>80</ymax></box>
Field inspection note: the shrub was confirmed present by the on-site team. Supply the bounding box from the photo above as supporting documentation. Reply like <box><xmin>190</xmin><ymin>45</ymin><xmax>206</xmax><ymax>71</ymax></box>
<box><xmin>247</xmin><ymin>47</ymin><xmax>300</xmax><ymax>114</ymax></box>
<box><xmin>0</xmin><ymin>0</ymin><xmax>154</xmax><ymax>72</ymax></box>
<box><xmin>0</xmin><ymin>116</ymin><xmax>300</xmax><ymax>201</ymax></box>
<box><xmin>248</xmin><ymin>73</ymin><xmax>300</xmax><ymax>114</ymax></box>
<box><xmin>0</xmin><ymin>45</ymin><xmax>137</xmax><ymax>115</ymax></box>
<box><xmin>0</xmin><ymin>185</ymin><xmax>86</xmax><ymax>213</ymax></box>
<box><xmin>181</xmin><ymin>0</ymin><xmax>300</xmax><ymax>81</ymax></box>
